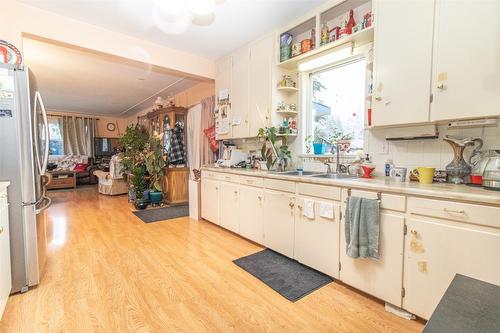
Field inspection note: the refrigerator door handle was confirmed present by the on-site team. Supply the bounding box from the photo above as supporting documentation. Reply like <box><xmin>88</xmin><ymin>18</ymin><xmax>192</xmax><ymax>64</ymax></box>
<box><xmin>35</xmin><ymin>196</ymin><xmax>51</xmax><ymax>214</ymax></box>
<box><xmin>33</xmin><ymin>91</ymin><xmax>50</xmax><ymax>175</ymax></box>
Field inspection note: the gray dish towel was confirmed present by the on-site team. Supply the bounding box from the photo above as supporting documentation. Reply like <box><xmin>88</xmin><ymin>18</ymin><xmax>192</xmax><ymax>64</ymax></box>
<box><xmin>345</xmin><ymin>196</ymin><xmax>380</xmax><ymax>259</ymax></box>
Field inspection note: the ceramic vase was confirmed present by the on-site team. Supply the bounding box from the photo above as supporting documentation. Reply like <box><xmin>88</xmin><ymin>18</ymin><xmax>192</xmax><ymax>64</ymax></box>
<box><xmin>443</xmin><ymin>136</ymin><xmax>475</xmax><ymax>184</ymax></box>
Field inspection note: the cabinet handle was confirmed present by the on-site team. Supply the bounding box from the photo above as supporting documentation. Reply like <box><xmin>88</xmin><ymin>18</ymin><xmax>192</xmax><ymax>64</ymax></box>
<box><xmin>437</xmin><ymin>83</ymin><xmax>445</xmax><ymax>90</ymax></box>
<box><xmin>374</xmin><ymin>96</ymin><xmax>382</xmax><ymax>101</ymax></box>
<box><xmin>410</xmin><ymin>229</ymin><xmax>418</xmax><ymax>236</ymax></box>
<box><xmin>297</xmin><ymin>205</ymin><xmax>303</xmax><ymax>210</ymax></box>
<box><xmin>257</xmin><ymin>196</ymin><xmax>262</xmax><ymax>201</ymax></box>
<box><xmin>215</xmin><ymin>187</ymin><xmax>219</xmax><ymax>190</ymax></box>
<box><xmin>443</xmin><ymin>208</ymin><xmax>465</xmax><ymax>214</ymax></box>
<box><xmin>289</xmin><ymin>202</ymin><xmax>295</xmax><ymax>208</ymax></box>
<box><xmin>234</xmin><ymin>191</ymin><xmax>238</xmax><ymax>195</ymax></box>
<box><xmin>0</xmin><ymin>226</ymin><xmax>3</xmax><ymax>234</ymax></box>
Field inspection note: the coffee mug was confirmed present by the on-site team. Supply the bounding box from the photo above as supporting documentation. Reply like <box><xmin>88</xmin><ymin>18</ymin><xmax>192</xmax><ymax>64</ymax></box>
<box><xmin>390</xmin><ymin>167</ymin><xmax>407</xmax><ymax>182</ymax></box>
<box><xmin>410</xmin><ymin>167</ymin><xmax>435</xmax><ymax>184</ymax></box>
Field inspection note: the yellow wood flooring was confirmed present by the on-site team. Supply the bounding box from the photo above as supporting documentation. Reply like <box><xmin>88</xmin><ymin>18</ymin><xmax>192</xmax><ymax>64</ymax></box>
<box><xmin>0</xmin><ymin>187</ymin><xmax>424</xmax><ymax>332</ymax></box>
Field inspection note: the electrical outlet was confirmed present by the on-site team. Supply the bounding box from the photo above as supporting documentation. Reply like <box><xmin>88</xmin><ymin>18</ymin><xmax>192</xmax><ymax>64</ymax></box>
<box><xmin>381</xmin><ymin>142</ymin><xmax>389</xmax><ymax>155</ymax></box>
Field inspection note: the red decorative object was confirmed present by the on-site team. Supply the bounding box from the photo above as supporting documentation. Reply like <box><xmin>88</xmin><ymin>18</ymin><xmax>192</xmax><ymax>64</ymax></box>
<box><xmin>73</xmin><ymin>163</ymin><xmax>88</xmax><ymax>172</ymax></box>
<box><xmin>361</xmin><ymin>165</ymin><xmax>375</xmax><ymax>178</ymax></box>
<box><xmin>203</xmin><ymin>126</ymin><xmax>218</xmax><ymax>153</ymax></box>
<box><xmin>346</xmin><ymin>9</ymin><xmax>356</xmax><ymax>34</ymax></box>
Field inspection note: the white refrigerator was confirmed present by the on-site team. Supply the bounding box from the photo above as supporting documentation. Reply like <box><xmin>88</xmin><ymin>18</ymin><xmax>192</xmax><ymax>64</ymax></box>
<box><xmin>0</xmin><ymin>63</ymin><xmax>51</xmax><ymax>293</ymax></box>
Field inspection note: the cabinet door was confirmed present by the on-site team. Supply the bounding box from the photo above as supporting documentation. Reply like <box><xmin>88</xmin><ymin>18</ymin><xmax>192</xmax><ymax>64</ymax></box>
<box><xmin>0</xmin><ymin>197</ymin><xmax>11</xmax><ymax>318</ymax></box>
<box><xmin>215</xmin><ymin>55</ymin><xmax>232</xmax><ymax>140</ymax></box>
<box><xmin>231</xmin><ymin>47</ymin><xmax>250</xmax><ymax>138</ymax></box>
<box><xmin>201</xmin><ymin>178</ymin><xmax>220</xmax><ymax>224</ymax></box>
<box><xmin>239</xmin><ymin>185</ymin><xmax>264</xmax><ymax>244</ymax></box>
<box><xmin>219</xmin><ymin>182</ymin><xmax>240</xmax><ymax>233</ymax></box>
<box><xmin>249</xmin><ymin>35</ymin><xmax>273</xmax><ymax>137</ymax></box>
<box><xmin>431</xmin><ymin>0</ymin><xmax>500</xmax><ymax>121</ymax></box>
<box><xmin>263</xmin><ymin>189</ymin><xmax>295</xmax><ymax>257</ymax></box>
<box><xmin>340</xmin><ymin>209</ymin><xmax>405</xmax><ymax>306</ymax></box>
<box><xmin>372</xmin><ymin>0</ymin><xmax>434</xmax><ymax>126</ymax></box>
<box><xmin>295</xmin><ymin>197</ymin><xmax>340</xmax><ymax>278</ymax></box>
<box><xmin>404</xmin><ymin>217</ymin><xmax>500</xmax><ymax>319</ymax></box>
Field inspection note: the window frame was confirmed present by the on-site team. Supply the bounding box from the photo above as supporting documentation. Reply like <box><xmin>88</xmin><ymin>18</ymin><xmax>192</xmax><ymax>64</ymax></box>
<box><xmin>299</xmin><ymin>43</ymin><xmax>372</xmax><ymax>154</ymax></box>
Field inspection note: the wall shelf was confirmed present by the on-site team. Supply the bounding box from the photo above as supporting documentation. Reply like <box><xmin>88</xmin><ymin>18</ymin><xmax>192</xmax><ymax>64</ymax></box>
<box><xmin>278</xmin><ymin>26</ymin><xmax>374</xmax><ymax>70</ymax></box>
<box><xmin>277</xmin><ymin>86</ymin><xmax>299</xmax><ymax>93</ymax></box>
<box><xmin>276</xmin><ymin>110</ymin><xmax>298</xmax><ymax>115</ymax></box>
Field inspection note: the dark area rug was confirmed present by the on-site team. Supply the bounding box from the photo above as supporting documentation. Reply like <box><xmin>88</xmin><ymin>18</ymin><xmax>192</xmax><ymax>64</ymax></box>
<box><xmin>133</xmin><ymin>205</ymin><xmax>189</xmax><ymax>223</ymax></box>
<box><xmin>233</xmin><ymin>249</ymin><xmax>333</xmax><ymax>302</ymax></box>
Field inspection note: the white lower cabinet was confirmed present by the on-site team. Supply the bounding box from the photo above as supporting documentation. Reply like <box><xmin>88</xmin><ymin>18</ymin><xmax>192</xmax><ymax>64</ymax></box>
<box><xmin>403</xmin><ymin>216</ymin><xmax>500</xmax><ymax>319</ymax></box>
<box><xmin>238</xmin><ymin>185</ymin><xmax>264</xmax><ymax>244</ymax></box>
<box><xmin>0</xmin><ymin>187</ymin><xmax>11</xmax><ymax>319</ymax></box>
<box><xmin>294</xmin><ymin>197</ymin><xmax>340</xmax><ymax>278</ymax></box>
<box><xmin>219</xmin><ymin>182</ymin><xmax>240</xmax><ymax>233</ymax></box>
<box><xmin>340</xmin><ymin>209</ymin><xmax>405</xmax><ymax>307</ymax></box>
<box><xmin>201</xmin><ymin>178</ymin><xmax>220</xmax><ymax>225</ymax></box>
<box><xmin>263</xmin><ymin>189</ymin><xmax>295</xmax><ymax>258</ymax></box>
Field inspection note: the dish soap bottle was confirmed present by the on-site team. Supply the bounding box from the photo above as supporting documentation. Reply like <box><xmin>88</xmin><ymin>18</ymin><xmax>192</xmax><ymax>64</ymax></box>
<box><xmin>385</xmin><ymin>159</ymin><xmax>394</xmax><ymax>177</ymax></box>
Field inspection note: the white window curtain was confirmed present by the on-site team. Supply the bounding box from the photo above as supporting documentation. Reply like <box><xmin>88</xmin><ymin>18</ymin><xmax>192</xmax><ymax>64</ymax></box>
<box><xmin>186</xmin><ymin>96</ymin><xmax>216</xmax><ymax>180</ymax></box>
<box><xmin>62</xmin><ymin>115</ymin><xmax>96</xmax><ymax>157</ymax></box>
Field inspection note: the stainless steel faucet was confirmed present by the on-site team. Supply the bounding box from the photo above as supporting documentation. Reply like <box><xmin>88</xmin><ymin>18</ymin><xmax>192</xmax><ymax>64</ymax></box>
<box><xmin>335</xmin><ymin>144</ymin><xmax>341</xmax><ymax>173</ymax></box>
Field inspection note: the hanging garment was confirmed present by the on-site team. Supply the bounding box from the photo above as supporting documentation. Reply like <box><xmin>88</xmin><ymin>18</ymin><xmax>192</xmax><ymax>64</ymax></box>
<box><xmin>169</xmin><ymin>122</ymin><xmax>186</xmax><ymax>165</ymax></box>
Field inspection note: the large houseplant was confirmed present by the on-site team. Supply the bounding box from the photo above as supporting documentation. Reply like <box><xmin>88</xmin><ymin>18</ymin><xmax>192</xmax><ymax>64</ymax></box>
<box><xmin>258</xmin><ymin>126</ymin><xmax>291</xmax><ymax>171</ymax></box>
<box><xmin>120</xmin><ymin>124</ymin><xmax>166</xmax><ymax>208</ymax></box>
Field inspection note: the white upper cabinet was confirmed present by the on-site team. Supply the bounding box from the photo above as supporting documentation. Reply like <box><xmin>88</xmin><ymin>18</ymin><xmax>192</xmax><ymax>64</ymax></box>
<box><xmin>372</xmin><ymin>0</ymin><xmax>434</xmax><ymax>126</ymax></box>
<box><xmin>249</xmin><ymin>35</ymin><xmax>274</xmax><ymax>137</ymax></box>
<box><xmin>431</xmin><ymin>0</ymin><xmax>500</xmax><ymax>121</ymax></box>
<box><xmin>215</xmin><ymin>34</ymin><xmax>274</xmax><ymax>139</ymax></box>
<box><xmin>231</xmin><ymin>47</ymin><xmax>250</xmax><ymax>139</ymax></box>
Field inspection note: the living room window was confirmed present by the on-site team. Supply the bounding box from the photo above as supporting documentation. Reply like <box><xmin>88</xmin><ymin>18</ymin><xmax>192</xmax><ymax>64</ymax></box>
<box><xmin>48</xmin><ymin>116</ymin><xmax>64</xmax><ymax>156</ymax></box>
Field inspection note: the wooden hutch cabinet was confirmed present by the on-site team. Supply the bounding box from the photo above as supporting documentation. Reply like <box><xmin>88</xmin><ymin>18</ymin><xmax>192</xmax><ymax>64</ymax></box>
<box><xmin>144</xmin><ymin>106</ymin><xmax>189</xmax><ymax>205</ymax></box>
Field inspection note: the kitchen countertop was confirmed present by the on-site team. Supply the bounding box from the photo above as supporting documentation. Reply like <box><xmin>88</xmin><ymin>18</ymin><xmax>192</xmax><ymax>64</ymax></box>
<box><xmin>201</xmin><ymin>166</ymin><xmax>500</xmax><ymax>206</ymax></box>
<box><xmin>423</xmin><ymin>274</ymin><xmax>500</xmax><ymax>333</ymax></box>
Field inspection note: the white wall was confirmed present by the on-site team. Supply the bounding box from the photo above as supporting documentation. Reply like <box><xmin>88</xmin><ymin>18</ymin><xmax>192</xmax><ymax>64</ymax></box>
<box><xmin>1</xmin><ymin>1</ymin><xmax>215</xmax><ymax>79</ymax></box>
<box><xmin>366</xmin><ymin>124</ymin><xmax>500</xmax><ymax>177</ymax></box>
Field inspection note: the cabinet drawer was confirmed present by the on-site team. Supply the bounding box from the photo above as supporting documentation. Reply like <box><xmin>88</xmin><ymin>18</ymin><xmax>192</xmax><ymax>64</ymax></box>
<box><xmin>239</xmin><ymin>175</ymin><xmax>263</xmax><ymax>187</ymax></box>
<box><xmin>408</xmin><ymin>197</ymin><xmax>500</xmax><ymax>229</ymax></box>
<box><xmin>298</xmin><ymin>182</ymin><xmax>341</xmax><ymax>201</ymax></box>
<box><xmin>201</xmin><ymin>170</ymin><xmax>221</xmax><ymax>180</ymax></box>
<box><xmin>219</xmin><ymin>173</ymin><xmax>240</xmax><ymax>183</ymax></box>
<box><xmin>264</xmin><ymin>178</ymin><xmax>295</xmax><ymax>193</ymax></box>
<box><xmin>341</xmin><ymin>189</ymin><xmax>406</xmax><ymax>212</ymax></box>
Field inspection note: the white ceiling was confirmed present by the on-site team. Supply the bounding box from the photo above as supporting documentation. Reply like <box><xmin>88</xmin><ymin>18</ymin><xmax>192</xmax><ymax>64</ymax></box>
<box><xmin>18</xmin><ymin>0</ymin><xmax>325</xmax><ymax>60</ymax></box>
<box><xmin>23</xmin><ymin>38</ymin><xmax>203</xmax><ymax>116</ymax></box>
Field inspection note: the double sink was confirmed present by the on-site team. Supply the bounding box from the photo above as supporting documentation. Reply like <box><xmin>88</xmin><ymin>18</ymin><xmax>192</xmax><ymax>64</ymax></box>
<box><xmin>269</xmin><ymin>170</ymin><xmax>357</xmax><ymax>179</ymax></box>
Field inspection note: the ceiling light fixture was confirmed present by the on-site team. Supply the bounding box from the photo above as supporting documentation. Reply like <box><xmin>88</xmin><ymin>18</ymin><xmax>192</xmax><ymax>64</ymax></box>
<box><xmin>188</xmin><ymin>0</ymin><xmax>216</xmax><ymax>16</ymax></box>
<box><xmin>153</xmin><ymin>0</ymin><xmax>222</xmax><ymax>34</ymax></box>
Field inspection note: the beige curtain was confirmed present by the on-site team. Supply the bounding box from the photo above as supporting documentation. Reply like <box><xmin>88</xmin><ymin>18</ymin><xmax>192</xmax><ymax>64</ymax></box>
<box><xmin>62</xmin><ymin>115</ymin><xmax>96</xmax><ymax>157</ymax></box>
<box><xmin>200</xmin><ymin>96</ymin><xmax>216</xmax><ymax>165</ymax></box>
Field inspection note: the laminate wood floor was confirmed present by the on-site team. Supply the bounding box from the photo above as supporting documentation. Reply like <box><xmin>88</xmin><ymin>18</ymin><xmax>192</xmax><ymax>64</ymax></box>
<box><xmin>0</xmin><ymin>187</ymin><xmax>424</xmax><ymax>332</ymax></box>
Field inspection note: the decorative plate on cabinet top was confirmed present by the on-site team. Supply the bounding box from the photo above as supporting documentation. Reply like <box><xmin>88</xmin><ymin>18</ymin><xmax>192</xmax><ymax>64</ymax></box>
<box><xmin>0</xmin><ymin>40</ymin><xmax>22</xmax><ymax>65</ymax></box>
<box><xmin>106</xmin><ymin>122</ymin><xmax>116</xmax><ymax>131</ymax></box>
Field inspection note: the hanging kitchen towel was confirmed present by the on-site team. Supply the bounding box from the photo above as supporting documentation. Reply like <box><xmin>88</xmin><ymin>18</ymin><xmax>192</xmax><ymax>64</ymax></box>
<box><xmin>319</xmin><ymin>202</ymin><xmax>334</xmax><ymax>220</ymax></box>
<box><xmin>303</xmin><ymin>199</ymin><xmax>315</xmax><ymax>219</ymax></box>
<box><xmin>345</xmin><ymin>196</ymin><xmax>380</xmax><ymax>259</ymax></box>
